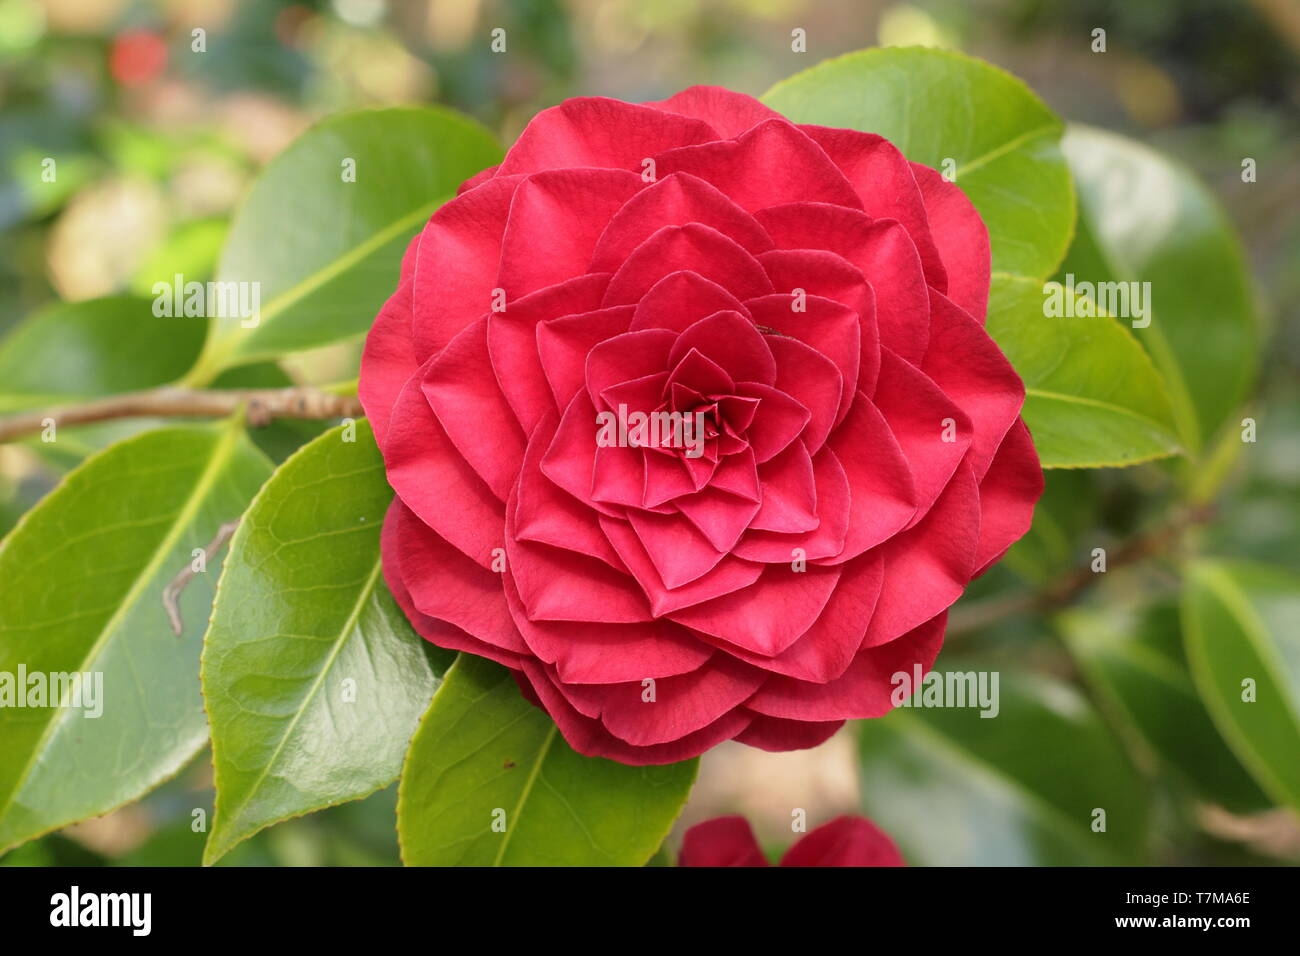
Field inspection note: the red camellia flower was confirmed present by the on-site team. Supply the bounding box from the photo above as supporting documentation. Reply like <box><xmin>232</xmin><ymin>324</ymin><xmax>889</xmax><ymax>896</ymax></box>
<box><xmin>360</xmin><ymin>87</ymin><xmax>1042</xmax><ymax>765</ymax></box>
<box><xmin>680</xmin><ymin>814</ymin><xmax>905</xmax><ymax>867</ymax></box>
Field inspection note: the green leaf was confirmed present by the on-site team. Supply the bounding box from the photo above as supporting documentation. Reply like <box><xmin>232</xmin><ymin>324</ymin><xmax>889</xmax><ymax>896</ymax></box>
<box><xmin>1059</xmin><ymin>125</ymin><xmax>1259</xmax><ymax>453</ymax></box>
<box><xmin>203</xmin><ymin>419</ymin><xmax>451</xmax><ymax>865</ymax></box>
<box><xmin>397</xmin><ymin>655</ymin><xmax>698</xmax><ymax>866</ymax></box>
<box><xmin>0</xmin><ymin>297</ymin><xmax>206</xmax><ymax>412</ymax></box>
<box><xmin>130</xmin><ymin>217</ymin><xmax>229</xmax><ymax>294</ymax></box>
<box><xmin>1062</xmin><ymin>603</ymin><xmax>1270</xmax><ymax>813</ymax></box>
<box><xmin>0</xmin><ymin>422</ymin><xmax>272</xmax><ymax>852</ymax></box>
<box><xmin>986</xmin><ymin>274</ymin><xmax>1182</xmax><ymax>467</ymax></box>
<box><xmin>1182</xmin><ymin>559</ymin><xmax>1300</xmax><ymax>813</ymax></box>
<box><xmin>191</xmin><ymin>107</ymin><xmax>502</xmax><ymax>377</ymax></box>
<box><xmin>856</xmin><ymin>666</ymin><xmax>1148</xmax><ymax>865</ymax></box>
<box><xmin>763</xmin><ymin>46</ymin><xmax>1075</xmax><ymax>282</ymax></box>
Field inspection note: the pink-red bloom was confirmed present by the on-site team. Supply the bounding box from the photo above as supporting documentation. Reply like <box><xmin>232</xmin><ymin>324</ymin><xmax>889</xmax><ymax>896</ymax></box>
<box><xmin>361</xmin><ymin>86</ymin><xmax>1042</xmax><ymax>765</ymax></box>
<box><xmin>680</xmin><ymin>814</ymin><xmax>905</xmax><ymax>867</ymax></box>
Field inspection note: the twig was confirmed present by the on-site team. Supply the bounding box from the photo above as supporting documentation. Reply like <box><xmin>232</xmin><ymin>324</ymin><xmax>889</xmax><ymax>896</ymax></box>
<box><xmin>0</xmin><ymin>386</ymin><xmax>363</xmax><ymax>443</ymax></box>
<box><xmin>947</xmin><ymin>503</ymin><xmax>1217</xmax><ymax>637</ymax></box>
<box><xmin>162</xmin><ymin>520</ymin><xmax>241</xmax><ymax>636</ymax></box>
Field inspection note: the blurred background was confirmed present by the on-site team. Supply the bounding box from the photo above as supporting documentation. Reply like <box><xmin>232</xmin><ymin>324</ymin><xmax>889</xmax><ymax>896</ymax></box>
<box><xmin>0</xmin><ymin>0</ymin><xmax>1296</xmax><ymax>866</ymax></box>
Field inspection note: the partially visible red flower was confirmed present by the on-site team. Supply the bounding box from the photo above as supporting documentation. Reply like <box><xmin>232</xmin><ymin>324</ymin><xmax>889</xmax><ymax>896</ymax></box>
<box><xmin>679</xmin><ymin>814</ymin><xmax>905</xmax><ymax>867</ymax></box>
<box><xmin>110</xmin><ymin>30</ymin><xmax>168</xmax><ymax>87</ymax></box>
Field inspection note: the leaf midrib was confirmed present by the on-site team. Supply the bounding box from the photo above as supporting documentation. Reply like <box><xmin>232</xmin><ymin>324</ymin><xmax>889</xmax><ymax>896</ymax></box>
<box><xmin>492</xmin><ymin>724</ymin><xmax>557</xmax><ymax>867</ymax></box>
<box><xmin>206</xmin><ymin>555</ymin><xmax>386</xmax><ymax>862</ymax></box>
<box><xmin>1023</xmin><ymin>387</ymin><xmax>1181</xmax><ymax>437</ymax></box>
<box><xmin>0</xmin><ymin>421</ymin><xmax>244</xmax><ymax>824</ymax></box>
<box><xmin>1066</xmin><ymin>161</ymin><xmax>1202</xmax><ymax>452</ymax></box>
<box><xmin>197</xmin><ymin>196</ymin><xmax>449</xmax><ymax>375</ymax></box>
<box><xmin>957</xmin><ymin>123</ymin><xmax>1059</xmax><ymax>179</ymax></box>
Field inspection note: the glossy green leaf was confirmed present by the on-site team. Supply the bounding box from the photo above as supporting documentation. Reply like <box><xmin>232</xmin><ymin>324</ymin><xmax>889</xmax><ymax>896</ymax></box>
<box><xmin>397</xmin><ymin>655</ymin><xmax>698</xmax><ymax>866</ymax></box>
<box><xmin>1062</xmin><ymin>603</ymin><xmax>1270</xmax><ymax>813</ymax></box>
<box><xmin>1059</xmin><ymin>125</ymin><xmax>1259</xmax><ymax>453</ymax></box>
<box><xmin>987</xmin><ymin>274</ymin><xmax>1182</xmax><ymax>467</ymax></box>
<box><xmin>763</xmin><ymin>46</ymin><xmax>1075</xmax><ymax>282</ymax></box>
<box><xmin>203</xmin><ymin>419</ymin><xmax>451</xmax><ymax>865</ymax></box>
<box><xmin>0</xmin><ymin>422</ymin><xmax>272</xmax><ymax>852</ymax></box>
<box><xmin>191</xmin><ymin>107</ymin><xmax>502</xmax><ymax>377</ymax></box>
<box><xmin>1183</xmin><ymin>560</ymin><xmax>1300</xmax><ymax>813</ymax></box>
<box><xmin>0</xmin><ymin>297</ymin><xmax>206</xmax><ymax>412</ymax></box>
<box><xmin>856</xmin><ymin>666</ymin><xmax>1149</xmax><ymax>865</ymax></box>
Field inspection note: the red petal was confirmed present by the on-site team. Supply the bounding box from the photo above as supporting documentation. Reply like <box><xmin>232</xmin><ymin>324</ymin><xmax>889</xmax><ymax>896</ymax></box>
<box><xmin>497</xmin><ymin>97</ymin><xmax>717</xmax><ymax>177</ymax></box>
<box><xmin>422</xmin><ymin>316</ymin><xmax>526</xmax><ymax>502</ymax></box>
<box><xmin>647</xmin><ymin>85</ymin><xmax>784</xmax><ymax>139</ymax></box>
<box><xmin>388</xmin><ymin>502</ymin><xmax>525</xmax><ymax>654</ymax></box>
<box><xmin>359</xmin><ymin>235</ymin><xmax>419</xmax><ymax>450</ymax></box>
<box><xmin>745</xmin><ymin>291</ymin><xmax>865</xmax><ymax>427</ymax></box>
<box><xmin>911</xmin><ymin>161</ymin><xmax>991</xmax><ymax>321</ymax></box>
<box><xmin>674</xmin><ymin>484</ymin><xmax>761</xmax><ymax>553</ymax></box>
<box><xmin>873</xmin><ymin>348</ymin><xmax>971</xmax><ymax>527</ymax></box>
<box><xmin>383</xmin><ymin>365</ymin><xmax>503</xmax><ymax>568</ymax></box>
<box><xmin>668</xmin><ymin>563</ymin><xmax>842</xmax><ymax>657</ymax></box>
<box><xmin>381</xmin><ymin>503</ymin><xmax>523</xmax><ymax>668</ymax></box>
<box><xmin>627</xmin><ymin>508</ymin><xmax>728</xmax><ymax>589</ymax></box>
<box><xmin>517</xmin><ymin>658</ymin><xmax>752</xmax><ymax>765</ymax></box>
<box><xmin>864</xmin><ymin>464</ymin><xmax>979</xmax><ymax>646</ymax></box>
<box><xmin>820</xmin><ymin>393</ymin><xmax>917</xmax><ymax>563</ymax></box>
<box><xmin>756</xmin><ymin>202</ymin><xmax>929</xmax><ymax>364</ymax></box>
<box><xmin>766</xmin><ymin>335</ymin><xmax>842</xmax><ymax>455</ymax></box>
<box><xmin>736</xmin><ymin>381</ymin><xmax>810</xmax><ymax>463</ymax></box>
<box><xmin>603</xmin><ymin>223</ymin><xmax>773</xmax><ymax>306</ymax></box>
<box><xmin>653</xmin><ymin>118</ymin><xmax>863</xmax><ymax>213</ymax></box>
<box><xmin>585</xmin><ymin>328</ymin><xmax>678</xmax><ymax>406</ymax></box>
<box><xmin>559</xmin><ymin>654</ymin><xmax>764</xmax><ymax>747</ymax></box>
<box><xmin>746</xmin><ymin>611</ymin><xmax>946</xmax><ymax>720</ymax></box>
<box><xmin>506</xmin><ymin>476</ymin><xmax>652</xmax><ymax>623</ymax></box>
<box><xmin>709</xmin><ymin>551</ymin><xmax>884</xmax><ymax>683</ymax></box>
<box><xmin>489</xmin><ymin>273</ymin><xmax>611</xmax><ymax>434</ymax></box>
<box><xmin>734</xmin><ymin>714</ymin><xmax>844</xmax><ymax>752</ymax></box>
<box><xmin>630</xmin><ymin>271</ymin><xmax>750</xmax><ymax>333</ymax></box>
<box><xmin>750</xmin><ymin>442</ymin><xmax>818</xmax><ymax>533</ymax></box>
<box><xmin>501</xmin><ymin>573</ymin><xmax>710</xmax><ymax>683</ymax></box>
<box><xmin>972</xmin><ymin>418</ymin><xmax>1042</xmax><ymax>576</ymax></box>
<box><xmin>780</xmin><ymin>815</ymin><xmax>905</xmax><ymax>867</ymax></box>
<box><xmin>412</xmin><ymin>174</ymin><xmax>524</xmax><ymax>361</ymax></box>
<box><xmin>535</xmin><ymin>303</ymin><xmax>635</xmax><ymax>412</ymax></box>
<box><xmin>455</xmin><ymin>164</ymin><xmax>498</xmax><ymax>195</ymax></box>
<box><xmin>514</xmin><ymin>409</ymin><xmax>624</xmax><ymax>567</ymax></box>
<box><xmin>590</xmin><ymin>172</ymin><xmax>772</xmax><ymax>273</ymax></box>
<box><xmin>804</xmin><ymin>124</ymin><xmax>947</xmax><ymax>293</ymax></box>
<box><xmin>921</xmin><ymin>288</ymin><xmax>1024</xmax><ymax>479</ymax></box>
<box><xmin>498</xmin><ymin>168</ymin><xmax>642</xmax><ymax>298</ymax></box>
<box><xmin>600</xmin><ymin>514</ymin><xmax>763</xmax><ymax>616</ymax></box>
<box><xmin>733</xmin><ymin>446</ymin><xmax>849</xmax><ymax>563</ymax></box>
<box><xmin>668</xmin><ymin>309</ymin><xmax>777</xmax><ymax>387</ymax></box>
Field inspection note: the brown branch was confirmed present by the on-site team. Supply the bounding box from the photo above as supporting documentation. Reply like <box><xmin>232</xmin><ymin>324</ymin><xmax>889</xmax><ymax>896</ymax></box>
<box><xmin>0</xmin><ymin>386</ymin><xmax>364</xmax><ymax>443</ymax></box>
<box><xmin>162</xmin><ymin>520</ymin><xmax>241</xmax><ymax>636</ymax></box>
<box><xmin>947</xmin><ymin>503</ymin><xmax>1217</xmax><ymax>637</ymax></box>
